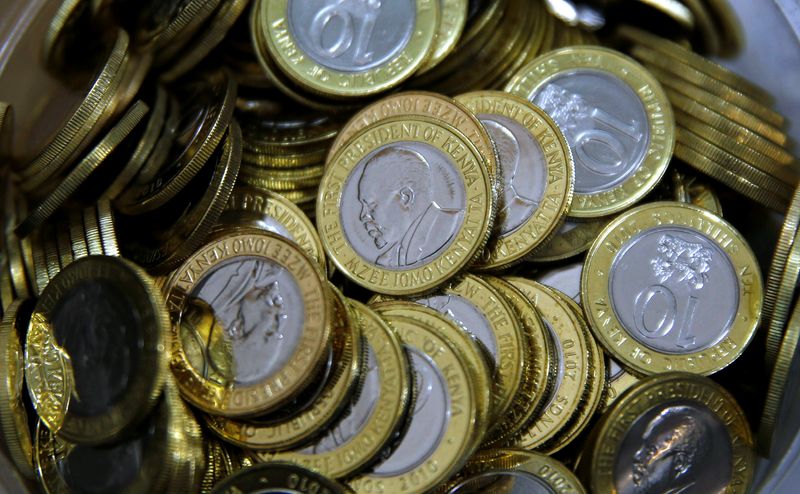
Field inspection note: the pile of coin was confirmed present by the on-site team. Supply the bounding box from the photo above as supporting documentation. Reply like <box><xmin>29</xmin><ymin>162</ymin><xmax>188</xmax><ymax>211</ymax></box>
<box><xmin>1</xmin><ymin>0</ymin><xmax>799</xmax><ymax>493</ymax></box>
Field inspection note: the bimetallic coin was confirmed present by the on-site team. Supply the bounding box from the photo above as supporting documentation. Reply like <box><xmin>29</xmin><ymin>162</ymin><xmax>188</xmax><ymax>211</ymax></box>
<box><xmin>165</xmin><ymin>232</ymin><xmax>332</xmax><ymax>417</ymax></box>
<box><xmin>418</xmin><ymin>0</ymin><xmax>469</xmax><ymax>73</ymax></box>
<box><xmin>450</xmin><ymin>449</ymin><xmax>587</xmax><ymax>494</ymax></box>
<box><xmin>0</xmin><ymin>102</ymin><xmax>11</xmax><ymax>159</ymax></box>
<box><xmin>582</xmin><ymin>202</ymin><xmax>763</xmax><ymax>376</ymax></box>
<box><xmin>24</xmin><ymin>256</ymin><xmax>167</xmax><ymax>444</ymax></box>
<box><xmin>265</xmin><ymin>301</ymin><xmax>412</xmax><ymax>478</ymax></box>
<box><xmin>582</xmin><ymin>373</ymin><xmax>754</xmax><ymax>494</ymax></box>
<box><xmin>506</xmin><ymin>46</ymin><xmax>674</xmax><ymax>218</ymax></box>
<box><xmin>0</xmin><ymin>300</ymin><xmax>35</xmax><ymax>478</ymax></box>
<box><xmin>348</xmin><ymin>314</ymin><xmax>478</xmax><ymax>494</ymax></box>
<box><xmin>455</xmin><ymin>91</ymin><xmax>574</xmax><ymax>269</ymax></box>
<box><xmin>211</xmin><ymin>462</ymin><xmax>352</xmax><ymax>494</ymax></box>
<box><xmin>528</xmin><ymin>217</ymin><xmax>610</xmax><ymax>263</ymax></box>
<box><xmin>261</xmin><ymin>0</ymin><xmax>440</xmax><ymax>98</ymax></box>
<box><xmin>318</xmin><ymin>116</ymin><xmax>495</xmax><ymax>295</ymax></box>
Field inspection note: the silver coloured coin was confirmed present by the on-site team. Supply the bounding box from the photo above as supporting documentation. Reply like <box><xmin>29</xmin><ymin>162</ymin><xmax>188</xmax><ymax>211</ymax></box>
<box><xmin>479</xmin><ymin>114</ymin><xmax>547</xmax><ymax>236</ymax></box>
<box><xmin>372</xmin><ymin>347</ymin><xmax>449</xmax><ymax>476</ymax></box>
<box><xmin>415</xmin><ymin>294</ymin><xmax>498</xmax><ymax>359</ymax></box>
<box><xmin>449</xmin><ymin>471</ymin><xmax>557</xmax><ymax>494</ymax></box>
<box><xmin>614</xmin><ymin>401</ymin><xmax>733</xmax><ymax>494</ymax></box>
<box><xmin>189</xmin><ymin>257</ymin><xmax>305</xmax><ymax>385</ymax></box>
<box><xmin>287</xmin><ymin>0</ymin><xmax>416</xmax><ymax>72</ymax></box>
<box><xmin>609</xmin><ymin>226</ymin><xmax>738</xmax><ymax>354</ymax></box>
<box><xmin>340</xmin><ymin>142</ymin><xmax>466</xmax><ymax>270</ymax></box>
<box><xmin>532</xmin><ymin>70</ymin><xmax>649</xmax><ymax>195</ymax></box>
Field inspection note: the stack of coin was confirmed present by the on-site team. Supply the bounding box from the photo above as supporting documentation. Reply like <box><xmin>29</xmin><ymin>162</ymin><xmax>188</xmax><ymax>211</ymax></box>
<box><xmin>618</xmin><ymin>25</ymin><xmax>798</xmax><ymax>211</ymax></box>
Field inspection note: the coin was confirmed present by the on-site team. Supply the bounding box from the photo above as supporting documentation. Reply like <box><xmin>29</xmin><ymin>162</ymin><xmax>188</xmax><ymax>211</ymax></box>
<box><xmin>455</xmin><ymin>91</ymin><xmax>574</xmax><ymax>269</ymax></box>
<box><xmin>418</xmin><ymin>0</ymin><xmax>469</xmax><ymax>74</ymax></box>
<box><xmin>68</xmin><ymin>210</ymin><xmax>89</xmax><ymax>261</ymax></box>
<box><xmin>205</xmin><ymin>285</ymin><xmax>362</xmax><ymax>450</ymax></box>
<box><xmin>318</xmin><ymin>115</ymin><xmax>495</xmax><ymax>295</ymax></box>
<box><xmin>82</xmin><ymin>201</ymin><xmax>104</xmax><ymax>256</ymax></box>
<box><xmin>24</xmin><ymin>256</ymin><xmax>167</xmax><ymax>444</ymax></box>
<box><xmin>259</xmin><ymin>0</ymin><xmax>440</xmax><ymax>99</ymax></box>
<box><xmin>527</xmin><ymin>216</ymin><xmax>610</xmax><ymax>263</ymax></box>
<box><xmin>96</xmin><ymin>198</ymin><xmax>119</xmax><ymax>256</ymax></box>
<box><xmin>506</xmin><ymin>46</ymin><xmax>675</xmax><ymax>218</ymax></box>
<box><xmin>164</xmin><ymin>231</ymin><xmax>332</xmax><ymax>417</ymax></box>
<box><xmin>211</xmin><ymin>462</ymin><xmax>352</xmax><ymax>494</ymax></box>
<box><xmin>581</xmin><ymin>372</ymin><xmax>754</xmax><ymax>494</ymax></box>
<box><xmin>0</xmin><ymin>102</ymin><xmax>11</xmax><ymax>159</ymax></box>
<box><xmin>116</xmin><ymin>0</ymin><xmax>223</xmax><ymax>51</ymax></box>
<box><xmin>1</xmin><ymin>181</ymin><xmax>31</xmax><ymax>299</ymax></box>
<box><xmin>582</xmin><ymin>201</ymin><xmax>763</xmax><ymax>376</ymax></box>
<box><xmin>263</xmin><ymin>300</ymin><xmax>412</xmax><ymax>479</ymax></box>
<box><xmin>0</xmin><ymin>300</ymin><xmax>35</xmax><ymax>478</ymax></box>
<box><xmin>348</xmin><ymin>314</ymin><xmax>479</xmax><ymax>494</ymax></box>
<box><xmin>449</xmin><ymin>449</ymin><xmax>587</xmax><ymax>494</ymax></box>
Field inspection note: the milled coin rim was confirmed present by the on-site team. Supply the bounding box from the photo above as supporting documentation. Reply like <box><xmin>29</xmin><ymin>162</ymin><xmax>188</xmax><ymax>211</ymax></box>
<box><xmin>587</xmin><ymin>372</ymin><xmax>754</xmax><ymax>494</ymax></box>
<box><xmin>211</xmin><ymin>462</ymin><xmax>351</xmax><ymax>494</ymax></box>
<box><xmin>417</xmin><ymin>0</ymin><xmax>468</xmax><ymax>74</ymax></box>
<box><xmin>317</xmin><ymin>115</ymin><xmax>495</xmax><ymax>296</ymax></box>
<box><xmin>581</xmin><ymin>201</ymin><xmax>763</xmax><ymax>376</ymax></box>
<box><xmin>262</xmin><ymin>0</ymin><xmax>440</xmax><ymax>98</ymax></box>
<box><xmin>505</xmin><ymin>46</ymin><xmax>675</xmax><ymax>218</ymax></box>
<box><xmin>164</xmin><ymin>231</ymin><xmax>332</xmax><ymax>417</ymax></box>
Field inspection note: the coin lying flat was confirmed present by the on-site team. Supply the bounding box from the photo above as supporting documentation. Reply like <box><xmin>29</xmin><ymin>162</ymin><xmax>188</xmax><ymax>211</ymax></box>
<box><xmin>211</xmin><ymin>462</ymin><xmax>352</xmax><ymax>494</ymax></box>
<box><xmin>580</xmin><ymin>372</ymin><xmax>754</xmax><ymax>494</ymax></box>
<box><xmin>264</xmin><ymin>301</ymin><xmax>412</xmax><ymax>479</ymax></box>
<box><xmin>260</xmin><ymin>0</ymin><xmax>440</xmax><ymax>99</ymax></box>
<box><xmin>449</xmin><ymin>449</ymin><xmax>587</xmax><ymax>494</ymax></box>
<box><xmin>506</xmin><ymin>46</ymin><xmax>675</xmax><ymax>218</ymax></box>
<box><xmin>455</xmin><ymin>91</ymin><xmax>574</xmax><ymax>269</ymax></box>
<box><xmin>348</xmin><ymin>314</ymin><xmax>479</xmax><ymax>494</ymax></box>
<box><xmin>24</xmin><ymin>256</ymin><xmax>167</xmax><ymax>445</ymax></box>
<box><xmin>165</xmin><ymin>231</ymin><xmax>332</xmax><ymax>417</ymax></box>
<box><xmin>582</xmin><ymin>201</ymin><xmax>762</xmax><ymax>376</ymax></box>
<box><xmin>318</xmin><ymin>115</ymin><xmax>495</xmax><ymax>295</ymax></box>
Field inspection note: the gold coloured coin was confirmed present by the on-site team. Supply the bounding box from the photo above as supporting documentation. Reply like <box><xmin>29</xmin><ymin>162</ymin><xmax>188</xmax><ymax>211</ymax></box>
<box><xmin>506</xmin><ymin>46</ymin><xmax>675</xmax><ymax>218</ymax></box>
<box><xmin>96</xmin><ymin>198</ymin><xmax>119</xmax><ymax>256</ymax></box>
<box><xmin>83</xmin><ymin>203</ymin><xmax>103</xmax><ymax>256</ymax></box>
<box><xmin>164</xmin><ymin>231</ymin><xmax>332</xmax><ymax>417</ymax></box>
<box><xmin>263</xmin><ymin>300</ymin><xmax>412</xmax><ymax>479</ymax></box>
<box><xmin>348</xmin><ymin>314</ymin><xmax>479</xmax><ymax>494</ymax></box>
<box><xmin>261</xmin><ymin>0</ymin><xmax>440</xmax><ymax>99</ymax></box>
<box><xmin>211</xmin><ymin>462</ymin><xmax>352</xmax><ymax>494</ymax></box>
<box><xmin>0</xmin><ymin>300</ymin><xmax>35</xmax><ymax>478</ymax></box>
<box><xmin>205</xmin><ymin>285</ymin><xmax>361</xmax><ymax>450</ymax></box>
<box><xmin>1</xmin><ymin>182</ymin><xmax>31</xmax><ymax>299</ymax></box>
<box><xmin>68</xmin><ymin>210</ymin><xmax>89</xmax><ymax>260</ymax></box>
<box><xmin>455</xmin><ymin>91</ymin><xmax>574</xmax><ymax>269</ymax></box>
<box><xmin>582</xmin><ymin>201</ymin><xmax>762</xmax><ymax>376</ymax></box>
<box><xmin>25</xmin><ymin>256</ymin><xmax>168</xmax><ymax>444</ymax></box>
<box><xmin>582</xmin><ymin>372</ymin><xmax>754</xmax><ymax>494</ymax></box>
<box><xmin>418</xmin><ymin>0</ymin><xmax>469</xmax><ymax>74</ymax></box>
<box><xmin>0</xmin><ymin>102</ymin><xmax>11</xmax><ymax>159</ymax></box>
<box><xmin>318</xmin><ymin>115</ymin><xmax>495</xmax><ymax>295</ymax></box>
<box><xmin>671</xmin><ymin>168</ymin><xmax>724</xmax><ymax>216</ymax></box>
<box><xmin>528</xmin><ymin>217</ymin><xmax>610</xmax><ymax>263</ymax></box>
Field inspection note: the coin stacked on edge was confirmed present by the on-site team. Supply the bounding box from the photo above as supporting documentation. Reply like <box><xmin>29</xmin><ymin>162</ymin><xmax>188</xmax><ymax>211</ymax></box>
<box><xmin>0</xmin><ymin>0</ymin><xmax>798</xmax><ymax>493</ymax></box>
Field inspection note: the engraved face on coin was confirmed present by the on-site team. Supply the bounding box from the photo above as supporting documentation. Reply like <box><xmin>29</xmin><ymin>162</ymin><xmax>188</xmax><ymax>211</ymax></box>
<box><xmin>417</xmin><ymin>293</ymin><xmax>497</xmax><ymax>357</ymax></box>
<box><xmin>342</xmin><ymin>143</ymin><xmax>466</xmax><ymax>270</ymax></box>
<box><xmin>614</xmin><ymin>401</ymin><xmax>733</xmax><ymax>494</ymax></box>
<box><xmin>288</xmin><ymin>0</ymin><xmax>415</xmax><ymax>72</ymax></box>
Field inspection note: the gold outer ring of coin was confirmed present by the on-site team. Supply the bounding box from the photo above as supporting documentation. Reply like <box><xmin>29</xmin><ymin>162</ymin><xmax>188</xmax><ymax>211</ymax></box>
<box><xmin>327</xmin><ymin>91</ymin><xmax>499</xmax><ymax>182</ymax></box>
<box><xmin>527</xmin><ymin>217</ymin><xmax>610</xmax><ymax>263</ymax></box>
<box><xmin>347</xmin><ymin>314</ymin><xmax>479</xmax><ymax>494</ymax></box>
<box><xmin>24</xmin><ymin>256</ymin><xmax>168</xmax><ymax>445</ymax></box>
<box><xmin>0</xmin><ymin>102</ymin><xmax>11</xmax><ymax>158</ymax></box>
<box><xmin>417</xmin><ymin>0</ymin><xmax>469</xmax><ymax>74</ymax></box>
<box><xmin>205</xmin><ymin>284</ymin><xmax>361</xmax><ymax>450</ymax></box>
<box><xmin>96</xmin><ymin>199</ymin><xmax>119</xmax><ymax>256</ymax></box>
<box><xmin>318</xmin><ymin>115</ymin><xmax>495</xmax><ymax>296</ymax></box>
<box><xmin>455</xmin><ymin>90</ymin><xmax>575</xmax><ymax>269</ymax></box>
<box><xmin>162</xmin><ymin>377</ymin><xmax>206</xmax><ymax>492</ymax></box>
<box><xmin>480</xmin><ymin>276</ymin><xmax>554</xmax><ymax>447</ymax></box>
<box><xmin>505</xmin><ymin>46</ymin><xmax>675</xmax><ymax>218</ymax></box>
<box><xmin>672</xmin><ymin>170</ymin><xmax>724</xmax><ymax>216</ymax></box>
<box><xmin>262</xmin><ymin>300</ymin><xmax>412</xmax><ymax>479</ymax></box>
<box><xmin>374</xmin><ymin>273</ymin><xmax>527</xmax><ymax>426</ymax></box>
<box><xmin>0</xmin><ymin>299</ymin><xmax>35</xmax><ymax>478</ymax></box>
<box><xmin>582</xmin><ymin>201</ymin><xmax>763</xmax><ymax>376</ymax></box>
<box><xmin>83</xmin><ymin>203</ymin><xmax>104</xmax><ymax>256</ymax></box>
<box><xmin>216</xmin><ymin>186</ymin><xmax>327</xmax><ymax>274</ymax></box>
<box><xmin>504</xmin><ymin>278</ymin><xmax>595</xmax><ymax>454</ymax></box>
<box><xmin>211</xmin><ymin>462</ymin><xmax>352</xmax><ymax>494</ymax></box>
<box><xmin>164</xmin><ymin>231</ymin><xmax>332</xmax><ymax>417</ymax></box>
<box><xmin>261</xmin><ymin>0</ymin><xmax>439</xmax><ymax>99</ymax></box>
<box><xmin>584</xmin><ymin>372</ymin><xmax>754</xmax><ymax>494</ymax></box>
<box><xmin>452</xmin><ymin>449</ymin><xmax>587</xmax><ymax>494</ymax></box>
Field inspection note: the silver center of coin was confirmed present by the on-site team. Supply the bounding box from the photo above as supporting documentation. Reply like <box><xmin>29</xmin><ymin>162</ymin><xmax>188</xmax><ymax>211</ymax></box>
<box><xmin>372</xmin><ymin>347</ymin><xmax>449</xmax><ymax>476</ymax></box>
<box><xmin>479</xmin><ymin>114</ymin><xmax>547</xmax><ymax>235</ymax></box>
<box><xmin>60</xmin><ymin>432</ymin><xmax>145</xmax><ymax>491</ymax></box>
<box><xmin>535</xmin><ymin>262</ymin><xmax>583</xmax><ymax>302</ymax></box>
<box><xmin>532</xmin><ymin>69</ymin><xmax>649</xmax><ymax>194</ymax></box>
<box><xmin>287</xmin><ymin>0</ymin><xmax>416</xmax><ymax>72</ymax></box>
<box><xmin>542</xmin><ymin>319</ymin><xmax>566</xmax><ymax>410</ymax></box>
<box><xmin>416</xmin><ymin>294</ymin><xmax>498</xmax><ymax>360</ymax></box>
<box><xmin>449</xmin><ymin>471</ymin><xmax>557</xmax><ymax>494</ymax></box>
<box><xmin>614</xmin><ymin>401</ymin><xmax>733</xmax><ymax>494</ymax></box>
<box><xmin>300</xmin><ymin>345</ymin><xmax>381</xmax><ymax>454</ymax></box>
<box><xmin>341</xmin><ymin>142</ymin><xmax>467</xmax><ymax>270</ymax></box>
<box><xmin>609</xmin><ymin>227</ymin><xmax>738</xmax><ymax>354</ymax></box>
<box><xmin>189</xmin><ymin>257</ymin><xmax>305</xmax><ymax>386</ymax></box>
